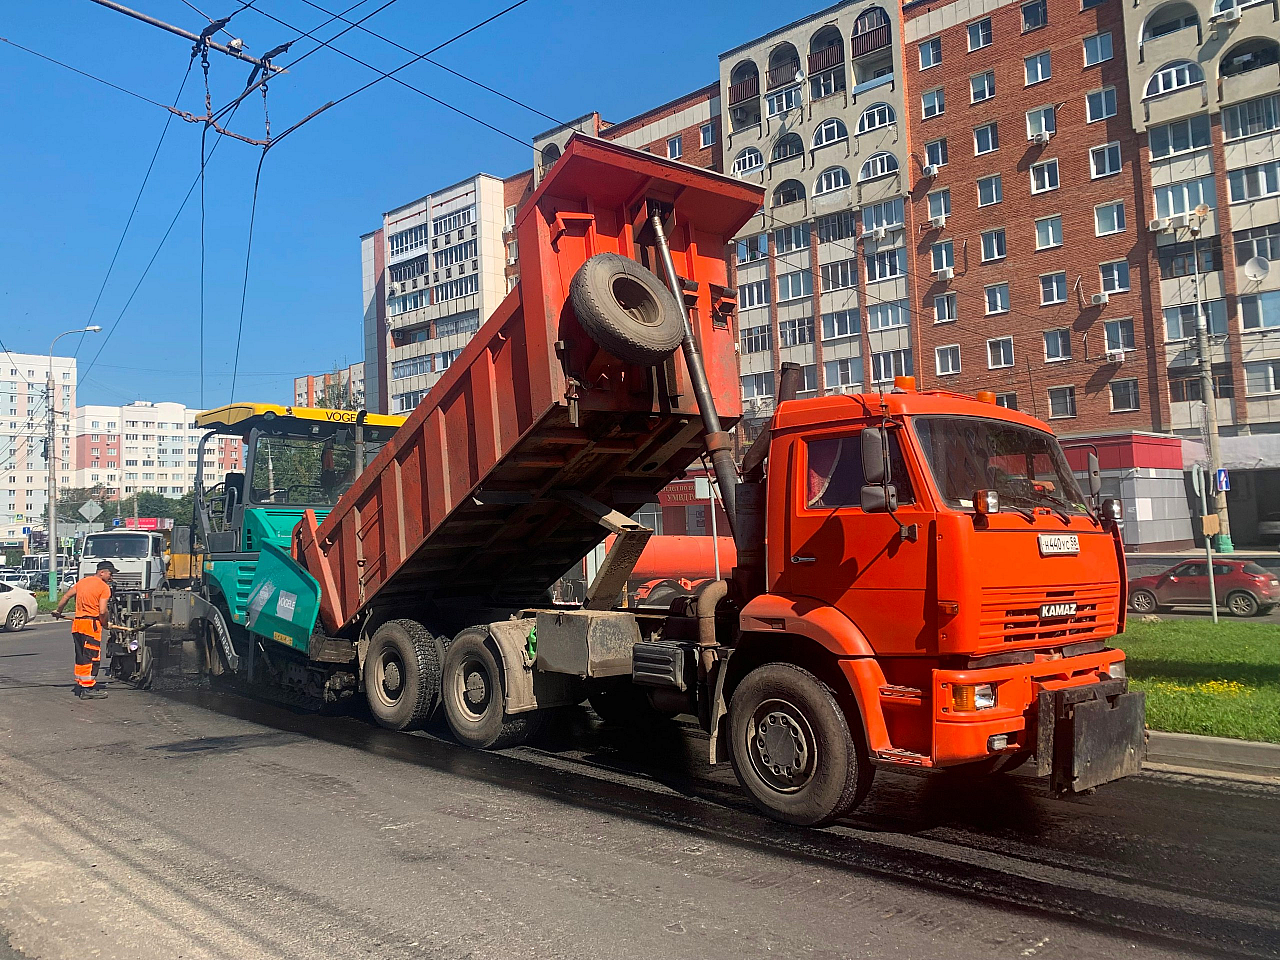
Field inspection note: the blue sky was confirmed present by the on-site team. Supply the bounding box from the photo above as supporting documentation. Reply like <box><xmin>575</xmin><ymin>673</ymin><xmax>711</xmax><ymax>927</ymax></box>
<box><xmin>1</xmin><ymin>0</ymin><xmax>791</xmax><ymax>409</ymax></box>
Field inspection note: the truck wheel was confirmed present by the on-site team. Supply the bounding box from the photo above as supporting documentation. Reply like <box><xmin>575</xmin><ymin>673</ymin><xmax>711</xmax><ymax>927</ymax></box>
<box><xmin>728</xmin><ymin>663</ymin><xmax>874</xmax><ymax>827</ymax></box>
<box><xmin>569</xmin><ymin>252</ymin><xmax>685</xmax><ymax>366</ymax></box>
<box><xmin>364</xmin><ymin>619</ymin><xmax>440</xmax><ymax>731</ymax></box>
<box><xmin>442</xmin><ymin>628</ymin><xmax>543</xmax><ymax>749</ymax></box>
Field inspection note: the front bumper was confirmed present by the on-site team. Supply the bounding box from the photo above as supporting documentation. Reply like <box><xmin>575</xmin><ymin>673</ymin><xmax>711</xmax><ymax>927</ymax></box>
<box><xmin>1036</xmin><ymin>679</ymin><xmax>1146</xmax><ymax>793</ymax></box>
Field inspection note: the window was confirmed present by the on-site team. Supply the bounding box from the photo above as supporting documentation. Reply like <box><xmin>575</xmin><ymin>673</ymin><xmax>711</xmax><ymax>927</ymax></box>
<box><xmin>1083</xmin><ymin>32</ymin><xmax>1113</xmax><ymax>66</ymax></box>
<box><xmin>737</xmin><ymin>233</ymin><xmax>767</xmax><ymax>263</ymax></box>
<box><xmin>825</xmin><ymin>358</ymin><xmax>861</xmax><ymax>389</ymax></box>
<box><xmin>974</xmin><ymin>123</ymin><xmax>998</xmax><ymax>155</ymax></box>
<box><xmin>923</xmin><ymin>87</ymin><xmax>945</xmax><ymax>118</ymax></box>
<box><xmin>981</xmin><ymin>228</ymin><xmax>1006</xmax><ymax>261</ymax></box>
<box><xmin>932</xmin><ymin>240</ymin><xmax>955</xmax><ymax>271</ymax></box>
<box><xmin>815</xmin><ymin>166</ymin><xmax>851</xmax><ymax>194</ymax></box>
<box><xmin>971</xmin><ymin>71</ymin><xmax>996</xmax><ymax>103</ymax></box>
<box><xmin>1036</xmin><ymin>215</ymin><xmax>1063</xmax><ymax>249</ymax></box>
<box><xmin>858</xmin><ymin>102</ymin><xmax>896</xmax><ymax>134</ymax></box>
<box><xmin>434</xmin><ymin>274</ymin><xmax>479</xmax><ymax>303</ymax></box>
<box><xmin>1235</xmin><ymin>223</ymin><xmax>1280</xmax><ymax>264</ymax></box>
<box><xmin>1095</xmin><ymin>202</ymin><xmax>1126</xmax><ymax>236</ymax></box>
<box><xmin>773</xmin><ymin>179</ymin><xmax>806</xmax><ymax>206</ymax></box>
<box><xmin>1224</xmin><ymin>94</ymin><xmax>1280</xmax><ymax>140</ymax></box>
<box><xmin>811</xmin><ymin>67</ymin><xmax>846</xmax><ymax>100</ymax></box>
<box><xmin>813</xmin><ymin>118</ymin><xmax>849</xmax><ymax>148</ymax></box>
<box><xmin>1158</xmin><ymin>236</ymin><xmax>1222</xmax><ymax>278</ymax></box>
<box><xmin>968</xmin><ymin>18</ymin><xmax>993</xmax><ymax>51</ymax></box>
<box><xmin>935</xmin><ymin>293</ymin><xmax>958</xmax><ymax>323</ymax></box>
<box><xmin>978</xmin><ymin>175</ymin><xmax>1003</xmax><ymax>206</ymax></box>
<box><xmin>1170</xmin><ymin>365</ymin><xmax>1234</xmax><ymax>402</ymax></box>
<box><xmin>432</xmin><ymin>206</ymin><xmax>474</xmax><ymax>237</ymax></box>
<box><xmin>920</xmin><ymin>37</ymin><xmax>942</xmax><ymax>68</ymax></box>
<box><xmin>1150</xmin><ymin>115</ymin><xmax>1211</xmax><ymax>159</ymax></box>
<box><xmin>868</xmin><ymin>301</ymin><xmax>910</xmax><ymax>330</ymax></box>
<box><xmin>774</xmin><ymin>224</ymin><xmax>809</xmax><ymax>253</ymax></box>
<box><xmin>1100</xmin><ymin>260</ymin><xmax>1130</xmax><ymax>293</ymax></box>
<box><xmin>871</xmin><ymin>349</ymin><xmax>914</xmax><ymax>385</ymax></box>
<box><xmin>925</xmin><ymin>138</ymin><xmax>949</xmax><ymax>167</ymax></box>
<box><xmin>700</xmin><ymin>122</ymin><xmax>716</xmax><ymax>148</ymax></box>
<box><xmin>862</xmin><ymin>199</ymin><xmax>903</xmax><ymax>232</ymax></box>
<box><xmin>1040</xmin><ymin>272</ymin><xmax>1067</xmax><ymax>304</ymax></box>
<box><xmin>927</xmin><ymin>189</ymin><xmax>951</xmax><ymax>219</ymax></box>
<box><xmin>859</xmin><ymin>153</ymin><xmax>899</xmax><ymax>181</ymax></box>
<box><xmin>1164</xmin><ymin>300</ymin><xmax>1227</xmax><ymax>339</ymax></box>
<box><xmin>1145</xmin><ymin>60</ymin><xmax>1204</xmax><ymax>98</ymax></box>
<box><xmin>985</xmin><ymin>283</ymin><xmax>1011</xmax><ymax>314</ymax></box>
<box><xmin>772</xmin><ymin>133</ymin><xmax>804</xmax><ymax>163</ymax></box>
<box><xmin>766</xmin><ymin>85</ymin><xmax>802</xmax><ymax>116</ymax></box>
<box><xmin>1091</xmin><ymin>142</ymin><xmax>1122</xmax><ymax>178</ymax></box>
<box><xmin>1106</xmin><ymin>379</ymin><xmax>1139</xmax><ymax>412</ymax></box>
<box><xmin>988</xmin><ymin>337</ymin><xmax>1015</xmax><ymax>369</ymax></box>
<box><xmin>667</xmin><ymin>136</ymin><xmax>682</xmax><ymax>159</ymax></box>
<box><xmin>1228</xmin><ymin>161</ymin><xmax>1280</xmax><ymax>203</ymax></box>
<box><xmin>1245</xmin><ymin>360</ymin><xmax>1280</xmax><ymax>395</ymax></box>
<box><xmin>995</xmin><ymin>392</ymin><xmax>1018</xmax><ymax>409</ymax></box>
<box><xmin>1045</xmin><ymin>329</ymin><xmax>1072</xmax><ymax>361</ymax></box>
<box><xmin>741</xmin><ymin>372</ymin><xmax>775</xmax><ymax>399</ymax></box>
<box><xmin>1154</xmin><ymin>176</ymin><xmax>1215</xmax><ymax>218</ymax></box>
<box><xmin>822</xmin><ymin>257</ymin><xmax>859</xmax><ymax>291</ymax></box>
<box><xmin>778</xmin><ymin>270</ymin><xmax>813</xmax><ymax>301</ymax></box>
<box><xmin>732</xmin><ymin>147</ymin><xmax>764</xmax><ymax>175</ymax></box>
<box><xmin>1027</xmin><ymin>105</ymin><xmax>1056</xmax><ymax>139</ymax></box>
<box><xmin>1048</xmin><ymin>386</ymin><xmax>1077</xmax><ymax>418</ymax></box>
<box><xmin>740</xmin><ymin>325</ymin><xmax>771</xmax><ymax>353</ymax></box>
<box><xmin>740</xmin><ymin>278</ymin><xmax>770</xmax><ymax>309</ymax></box>
<box><xmin>1022</xmin><ymin>0</ymin><xmax>1047</xmax><ymax>31</ymax></box>
<box><xmin>819</xmin><ymin>209</ymin><xmax>860</xmax><ymax>240</ymax></box>
<box><xmin>865</xmin><ymin>248</ymin><xmax>906</xmax><ymax>282</ymax></box>
<box><xmin>1030</xmin><ymin>159</ymin><xmax>1059</xmax><ymax>193</ymax></box>
<box><xmin>1087</xmin><ymin>87</ymin><xmax>1117</xmax><ymax>122</ymax></box>
<box><xmin>1242</xmin><ymin>291</ymin><xmax>1280</xmax><ymax>330</ymax></box>
<box><xmin>1025</xmin><ymin>51</ymin><xmax>1051</xmax><ymax>84</ymax></box>
<box><xmin>822</xmin><ymin>309</ymin><xmax>858</xmax><ymax>339</ymax></box>
<box><xmin>936</xmin><ymin>345</ymin><xmax>962</xmax><ymax>376</ymax></box>
<box><xmin>1105</xmin><ymin>318</ymin><xmax>1135</xmax><ymax>352</ymax></box>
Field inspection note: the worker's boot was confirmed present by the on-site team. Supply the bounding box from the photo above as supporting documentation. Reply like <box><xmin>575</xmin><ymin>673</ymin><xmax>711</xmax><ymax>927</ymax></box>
<box><xmin>77</xmin><ymin>686</ymin><xmax>107</xmax><ymax>700</ymax></box>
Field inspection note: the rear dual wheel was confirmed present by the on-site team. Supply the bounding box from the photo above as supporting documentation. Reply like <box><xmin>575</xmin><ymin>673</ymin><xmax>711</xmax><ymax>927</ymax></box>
<box><xmin>441</xmin><ymin>628</ymin><xmax>543</xmax><ymax>750</ymax></box>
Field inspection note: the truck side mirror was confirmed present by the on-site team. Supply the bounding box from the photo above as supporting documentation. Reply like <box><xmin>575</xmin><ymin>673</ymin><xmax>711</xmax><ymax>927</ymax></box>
<box><xmin>1087</xmin><ymin>451</ymin><xmax>1102</xmax><ymax>499</ymax></box>
<box><xmin>860</xmin><ymin>483</ymin><xmax>898</xmax><ymax>514</ymax></box>
<box><xmin>862</xmin><ymin>427</ymin><xmax>888</xmax><ymax>486</ymax></box>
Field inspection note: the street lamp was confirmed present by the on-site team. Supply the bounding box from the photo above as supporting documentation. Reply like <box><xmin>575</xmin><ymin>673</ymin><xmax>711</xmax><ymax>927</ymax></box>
<box><xmin>47</xmin><ymin>325</ymin><xmax>101</xmax><ymax>601</ymax></box>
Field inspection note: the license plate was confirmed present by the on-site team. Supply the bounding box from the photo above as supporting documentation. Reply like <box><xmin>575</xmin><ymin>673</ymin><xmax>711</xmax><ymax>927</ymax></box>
<box><xmin>1038</xmin><ymin>533</ymin><xmax>1079</xmax><ymax>556</ymax></box>
<box><xmin>1041</xmin><ymin>601</ymin><xmax>1077</xmax><ymax>618</ymax></box>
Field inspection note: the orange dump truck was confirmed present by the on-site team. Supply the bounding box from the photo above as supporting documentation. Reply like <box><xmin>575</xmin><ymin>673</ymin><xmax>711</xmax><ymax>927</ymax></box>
<box><xmin>204</xmin><ymin>136</ymin><xmax>1142</xmax><ymax>826</ymax></box>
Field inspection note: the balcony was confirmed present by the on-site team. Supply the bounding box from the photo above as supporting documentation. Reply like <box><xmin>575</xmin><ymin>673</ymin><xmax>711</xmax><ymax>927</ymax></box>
<box><xmin>728</xmin><ymin>73</ymin><xmax>759</xmax><ymax>107</ymax></box>
<box><xmin>852</xmin><ymin>73</ymin><xmax>895</xmax><ymax>97</ymax></box>
<box><xmin>1221</xmin><ymin>60</ymin><xmax>1280</xmax><ymax>106</ymax></box>
<box><xmin>851</xmin><ymin>24</ymin><xmax>890</xmax><ymax>58</ymax></box>
<box><xmin>767</xmin><ymin>58</ymin><xmax>801</xmax><ymax>90</ymax></box>
<box><xmin>1144</xmin><ymin>84</ymin><xmax>1208</xmax><ymax>126</ymax></box>
<box><xmin>808</xmin><ymin>44</ymin><xmax>845</xmax><ymax>74</ymax></box>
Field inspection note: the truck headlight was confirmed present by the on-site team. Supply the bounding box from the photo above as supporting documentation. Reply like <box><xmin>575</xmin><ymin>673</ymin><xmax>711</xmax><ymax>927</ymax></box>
<box><xmin>1107</xmin><ymin>660</ymin><xmax>1126</xmax><ymax>680</ymax></box>
<box><xmin>952</xmin><ymin>683</ymin><xmax>997</xmax><ymax>711</ymax></box>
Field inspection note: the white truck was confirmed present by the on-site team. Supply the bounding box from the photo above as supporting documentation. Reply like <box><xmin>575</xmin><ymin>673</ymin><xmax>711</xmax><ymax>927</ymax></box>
<box><xmin>79</xmin><ymin>531</ymin><xmax>168</xmax><ymax>592</ymax></box>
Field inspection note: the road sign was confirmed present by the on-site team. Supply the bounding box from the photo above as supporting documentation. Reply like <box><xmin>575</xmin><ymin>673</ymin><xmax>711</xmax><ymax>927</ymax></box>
<box><xmin>78</xmin><ymin>500</ymin><xmax>103</xmax><ymax>522</ymax></box>
<box><xmin>21</xmin><ymin>527</ymin><xmax>30</xmax><ymax>536</ymax></box>
<box><xmin>112</xmin><ymin>517</ymin><xmax>122</xmax><ymax>528</ymax></box>
<box><xmin>1216</xmin><ymin>468</ymin><xmax>1230</xmax><ymax>492</ymax></box>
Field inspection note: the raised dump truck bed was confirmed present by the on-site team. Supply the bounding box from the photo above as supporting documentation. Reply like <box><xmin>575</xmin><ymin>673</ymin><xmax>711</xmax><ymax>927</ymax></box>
<box><xmin>297</xmin><ymin>136</ymin><xmax>763</xmax><ymax>634</ymax></box>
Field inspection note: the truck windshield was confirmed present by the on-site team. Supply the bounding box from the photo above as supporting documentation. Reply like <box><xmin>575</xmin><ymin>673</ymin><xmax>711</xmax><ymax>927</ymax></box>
<box><xmin>912</xmin><ymin>416</ymin><xmax>1088</xmax><ymax>514</ymax></box>
<box><xmin>250</xmin><ymin>433</ymin><xmax>386</xmax><ymax>506</ymax></box>
<box><xmin>84</xmin><ymin>536</ymin><xmax>149</xmax><ymax>559</ymax></box>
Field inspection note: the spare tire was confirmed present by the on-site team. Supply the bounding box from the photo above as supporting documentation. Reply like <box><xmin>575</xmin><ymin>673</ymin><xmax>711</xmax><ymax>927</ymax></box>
<box><xmin>568</xmin><ymin>252</ymin><xmax>685</xmax><ymax>366</ymax></box>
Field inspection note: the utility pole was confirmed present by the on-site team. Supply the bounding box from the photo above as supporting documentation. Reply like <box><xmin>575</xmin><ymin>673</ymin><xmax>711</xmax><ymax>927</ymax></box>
<box><xmin>48</xmin><ymin>327</ymin><xmax>100</xmax><ymax>601</ymax></box>
<box><xmin>1190</xmin><ymin>206</ymin><xmax>1234</xmax><ymax>552</ymax></box>
<box><xmin>84</xmin><ymin>0</ymin><xmax>285</xmax><ymax>75</ymax></box>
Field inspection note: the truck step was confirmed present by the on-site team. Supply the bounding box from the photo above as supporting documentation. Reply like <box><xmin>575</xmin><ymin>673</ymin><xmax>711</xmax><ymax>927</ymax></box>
<box><xmin>876</xmin><ymin>748</ymin><xmax>933</xmax><ymax>767</ymax></box>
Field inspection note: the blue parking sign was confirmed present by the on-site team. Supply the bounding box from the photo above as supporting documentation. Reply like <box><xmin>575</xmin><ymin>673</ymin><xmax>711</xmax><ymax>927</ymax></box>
<box><xmin>1216</xmin><ymin>468</ymin><xmax>1230</xmax><ymax>492</ymax></box>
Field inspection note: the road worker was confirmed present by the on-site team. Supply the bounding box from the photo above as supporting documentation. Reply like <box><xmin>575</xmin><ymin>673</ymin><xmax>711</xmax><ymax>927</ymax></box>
<box><xmin>54</xmin><ymin>560</ymin><xmax>116</xmax><ymax>699</ymax></box>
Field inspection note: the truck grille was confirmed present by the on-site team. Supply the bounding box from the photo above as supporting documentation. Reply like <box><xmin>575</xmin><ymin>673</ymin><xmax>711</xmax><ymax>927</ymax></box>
<box><xmin>979</xmin><ymin>584</ymin><xmax>1117</xmax><ymax>649</ymax></box>
<box><xmin>111</xmin><ymin>573</ymin><xmax>144</xmax><ymax>591</ymax></box>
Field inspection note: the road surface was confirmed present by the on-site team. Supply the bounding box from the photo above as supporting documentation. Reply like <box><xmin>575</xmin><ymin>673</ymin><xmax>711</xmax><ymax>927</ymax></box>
<box><xmin>1</xmin><ymin>620</ymin><xmax>1277</xmax><ymax>960</ymax></box>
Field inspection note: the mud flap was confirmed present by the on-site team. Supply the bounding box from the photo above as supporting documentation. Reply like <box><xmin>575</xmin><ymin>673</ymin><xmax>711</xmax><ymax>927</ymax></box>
<box><xmin>1036</xmin><ymin>679</ymin><xmax>1145</xmax><ymax>793</ymax></box>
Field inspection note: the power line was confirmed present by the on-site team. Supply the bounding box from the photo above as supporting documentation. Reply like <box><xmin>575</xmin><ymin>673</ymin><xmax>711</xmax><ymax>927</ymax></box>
<box><xmin>229</xmin><ymin>150</ymin><xmax>267</xmax><ymax>403</ymax></box>
<box><xmin>0</xmin><ymin>35</ymin><xmax>174</xmax><ymax>111</ymax></box>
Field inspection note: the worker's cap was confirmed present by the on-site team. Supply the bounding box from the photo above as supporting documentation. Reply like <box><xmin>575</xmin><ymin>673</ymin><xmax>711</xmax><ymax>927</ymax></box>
<box><xmin>96</xmin><ymin>561</ymin><xmax>118</xmax><ymax>574</ymax></box>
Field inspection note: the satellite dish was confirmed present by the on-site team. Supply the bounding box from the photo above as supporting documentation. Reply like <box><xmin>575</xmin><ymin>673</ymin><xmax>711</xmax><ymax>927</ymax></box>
<box><xmin>1244</xmin><ymin>256</ymin><xmax>1271</xmax><ymax>282</ymax></box>
<box><xmin>1194</xmin><ymin>203</ymin><xmax>1211</xmax><ymax>218</ymax></box>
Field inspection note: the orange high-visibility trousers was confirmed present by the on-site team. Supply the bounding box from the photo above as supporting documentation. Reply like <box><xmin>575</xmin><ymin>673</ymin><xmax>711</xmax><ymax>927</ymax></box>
<box><xmin>72</xmin><ymin>631</ymin><xmax>101</xmax><ymax>688</ymax></box>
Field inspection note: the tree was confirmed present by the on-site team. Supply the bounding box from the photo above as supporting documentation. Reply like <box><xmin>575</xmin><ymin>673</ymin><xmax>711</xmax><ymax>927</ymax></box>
<box><xmin>316</xmin><ymin>364</ymin><xmax>359</xmax><ymax>411</ymax></box>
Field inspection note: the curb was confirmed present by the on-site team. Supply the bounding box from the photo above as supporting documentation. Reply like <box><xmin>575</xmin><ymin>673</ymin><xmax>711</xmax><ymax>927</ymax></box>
<box><xmin>1146</xmin><ymin>730</ymin><xmax>1280</xmax><ymax>779</ymax></box>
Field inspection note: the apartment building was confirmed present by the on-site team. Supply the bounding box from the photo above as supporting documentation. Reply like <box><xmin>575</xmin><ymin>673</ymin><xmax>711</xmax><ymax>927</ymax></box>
<box><xmin>73</xmin><ymin>402</ymin><xmax>241</xmax><ymax>500</ymax></box>
<box><xmin>293</xmin><ymin>362</ymin><xmax>365</xmax><ymax>409</ymax></box>
<box><xmin>0</xmin><ymin>353</ymin><xmax>75</xmax><ymax>543</ymax></box>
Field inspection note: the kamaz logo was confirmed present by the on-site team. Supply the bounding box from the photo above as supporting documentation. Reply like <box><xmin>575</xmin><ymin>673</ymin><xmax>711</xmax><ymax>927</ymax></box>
<box><xmin>1041</xmin><ymin>602</ymin><xmax>1077</xmax><ymax>618</ymax></box>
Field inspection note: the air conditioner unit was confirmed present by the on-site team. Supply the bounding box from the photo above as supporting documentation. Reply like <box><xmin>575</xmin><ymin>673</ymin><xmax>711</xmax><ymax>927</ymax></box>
<box><xmin>935</xmin><ymin>266</ymin><xmax>954</xmax><ymax>280</ymax></box>
<box><xmin>869</xmin><ymin>226</ymin><xmax>887</xmax><ymax>241</ymax></box>
<box><xmin>1092</xmin><ymin>292</ymin><xmax>1110</xmax><ymax>306</ymax></box>
<box><xmin>1148</xmin><ymin>217</ymin><xmax>1169</xmax><ymax>233</ymax></box>
<box><xmin>930</xmin><ymin>214</ymin><xmax>947</xmax><ymax>229</ymax></box>
<box><xmin>1106</xmin><ymin>348</ymin><xmax>1126</xmax><ymax>364</ymax></box>
<box><xmin>1212</xmin><ymin>5</ymin><xmax>1242</xmax><ymax>22</ymax></box>
<box><xmin>922</xmin><ymin>163</ymin><xmax>939</xmax><ymax>178</ymax></box>
<box><xmin>1168</xmin><ymin>212</ymin><xmax>1190</xmax><ymax>230</ymax></box>
<box><xmin>1031</xmin><ymin>130</ymin><xmax>1051</xmax><ymax>145</ymax></box>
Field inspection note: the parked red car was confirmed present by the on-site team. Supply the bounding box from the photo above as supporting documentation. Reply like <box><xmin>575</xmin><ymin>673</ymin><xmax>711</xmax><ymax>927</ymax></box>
<box><xmin>1129</xmin><ymin>560</ymin><xmax>1280</xmax><ymax>617</ymax></box>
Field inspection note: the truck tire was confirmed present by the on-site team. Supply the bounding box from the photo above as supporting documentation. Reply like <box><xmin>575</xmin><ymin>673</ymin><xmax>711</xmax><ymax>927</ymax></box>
<box><xmin>442</xmin><ymin>628</ymin><xmax>543</xmax><ymax>749</ymax></box>
<box><xmin>569</xmin><ymin>252</ymin><xmax>685</xmax><ymax>366</ymax></box>
<box><xmin>728</xmin><ymin>663</ymin><xmax>874</xmax><ymax>827</ymax></box>
<box><xmin>364</xmin><ymin>619</ymin><xmax>440</xmax><ymax>731</ymax></box>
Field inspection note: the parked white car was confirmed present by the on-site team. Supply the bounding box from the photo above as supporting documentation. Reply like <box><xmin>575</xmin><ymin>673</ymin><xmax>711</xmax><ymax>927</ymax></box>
<box><xmin>0</xmin><ymin>581</ymin><xmax>37</xmax><ymax>631</ymax></box>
